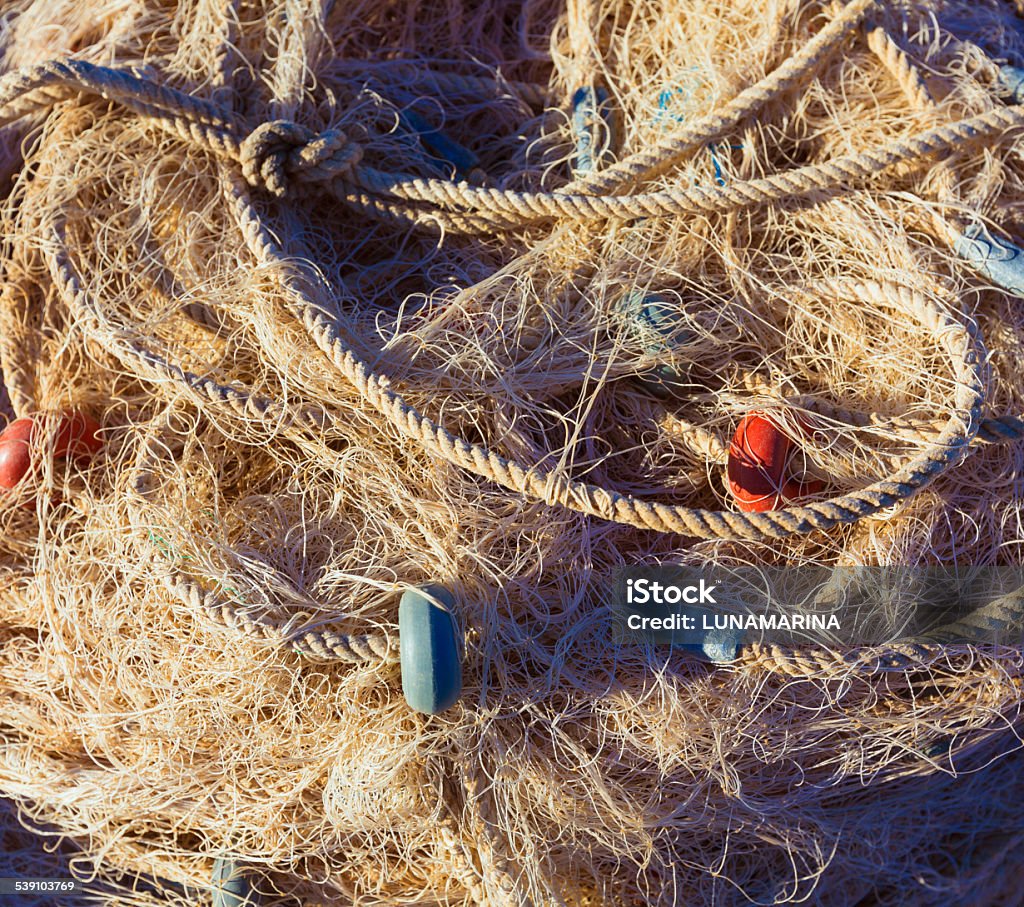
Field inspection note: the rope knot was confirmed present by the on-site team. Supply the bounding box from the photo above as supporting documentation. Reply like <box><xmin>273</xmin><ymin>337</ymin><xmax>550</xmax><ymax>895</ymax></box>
<box><xmin>240</xmin><ymin>120</ymin><xmax>363</xmax><ymax>197</ymax></box>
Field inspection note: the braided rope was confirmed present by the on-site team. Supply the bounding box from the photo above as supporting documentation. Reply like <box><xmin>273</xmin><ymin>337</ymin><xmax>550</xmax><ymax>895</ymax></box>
<box><xmin>225</xmin><ymin>166</ymin><xmax>989</xmax><ymax>540</ymax></box>
<box><xmin>239</xmin><ymin>119</ymin><xmax>363</xmax><ymax>197</ymax></box>
<box><xmin>435</xmin><ymin>817</ymin><xmax>492</xmax><ymax>907</ymax></box>
<box><xmin>46</xmin><ymin>215</ymin><xmax>327</xmax><ymax>434</ymax></box>
<box><xmin>742</xmin><ymin>599</ymin><xmax>1024</xmax><ymax>677</ymax></box>
<box><xmin>458</xmin><ymin>757</ymin><xmax>534</xmax><ymax>907</ymax></box>
<box><xmin>858</xmin><ymin>24</ymin><xmax>1024</xmax><ymax>445</ymax></box>
<box><xmin>0</xmin><ymin>0</ymin><xmax>881</xmax><ymax>226</ymax></box>
<box><xmin>41</xmin><ymin>211</ymin><xmax>403</xmax><ymax>663</ymax></box>
<box><xmin>865</xmin><ymin>24</ymin><xmax>935</xmax><ymax>113</ymax></box>
<box><xmin>0</xmin><ymin>59</ymin><xmax>242</xmax><ymax>156</ymax></box>
<box><xmin>345</xmin><ymin>102</ymin><xmax>1024</xmax><ymax>225</ymax></box>
<box><xmin>0</xmin><ymin>282</ymin><xmax>39</xmax><ymax>416</ymax></box>
<box><xmin>726</xmin><ymin>23</ymin><xmax>1024</xmax><ymax>678</ymax></box>
<box><xmin>4</xmin><ymin>6</ymin><xmax>1016</xmax><ymax>239</ymax></box>
<box><xmin>864</xmin><ymin>22</ymin><xmax>961</xmax><ymax>223</ymax></box>
<box><xmin>739</xmin><ymin>640</ymin><xmax>947</xmax><ymax>677</ymax></box>
<box><xmin>329</xmin><ymin>182</ymin><xmax>520</xmax><ymax>234</ymax></box>
<box><xmin>930</xmin><ymin>585</ymin><xmax>1024</xmax><ymax>643</ymax></box>
<box><xmin>776</xmin><ymin>391</ymin><xmax>1024</xmax><ymax>445</ymax></box>
<box><xmin>5</xmin><ymin>42</ymin><xmax>1010</xmax><ymax>550</ymax></box>
<box><xmin>658</xmin><ymin>413</ymin><xmax>730</xmax><ymax>465</ymax></box>
<box><xmin>562</xmin><ymin>0</ymin><xmax>880</xmax><ymax>196</ymax></box>
<box><xmin>0</xmin><ymin>60</ymin><xmax>367</xmax><ymax>200</ymax></box>
<box><xmin>209</xmin><ymin>0</ymin><xmax>239</xmax><ymax>107</ymax></box>
<box><xmin>732</xmin><ymin>370</ymin><xmax>1024</xmax><ymax>446</ymax></box>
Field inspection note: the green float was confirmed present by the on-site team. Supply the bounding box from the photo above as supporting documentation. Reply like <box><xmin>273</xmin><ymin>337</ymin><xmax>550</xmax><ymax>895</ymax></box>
<box><xmin>399</xmin><ymin>584</ymin><xmax>463</xmax><ymax>714</ymax></box>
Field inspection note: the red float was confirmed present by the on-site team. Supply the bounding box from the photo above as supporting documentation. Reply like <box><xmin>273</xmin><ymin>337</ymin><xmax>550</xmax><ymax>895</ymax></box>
<box><xmin>0</xmin><ymin>417</ymin><xmax>34</xmax><ymax>490</ymax></box>
<box><xmin>0</xmin><ymin>410</ymin><xmax>103</xmax><ymax>502</ymax></box>
<box><xmin>54</xmin><ymin>411</ymin><xmax>103</xmax><ymax>462</ymax></box>
<box><xmin>727</xmin><ymin>412</ymin><xmax>823</xmax><ymax>513</ymax></box>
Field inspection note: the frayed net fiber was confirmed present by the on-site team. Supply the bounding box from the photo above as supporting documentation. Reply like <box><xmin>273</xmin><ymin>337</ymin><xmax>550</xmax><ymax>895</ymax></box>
<box><xmin>0</xmin><ymin>0</ymin><xmax>1023</xmax><ymax>904</ymax></box>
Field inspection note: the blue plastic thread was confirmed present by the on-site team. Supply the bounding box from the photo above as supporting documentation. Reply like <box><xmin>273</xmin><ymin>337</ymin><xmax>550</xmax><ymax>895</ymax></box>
<box><xmin>651</xmin><ymin>76</ymin><xmax>741</xmax><ymax>184</ymax></box>
<box><xmin>707</xmin><ymin>142</ymin><xmax>744</xmax><ymax>187</ymax></box>
<box><xmin>652</xmin><ymin>70</ymin><xmax>703</xmax><ymax>127</ymax></box>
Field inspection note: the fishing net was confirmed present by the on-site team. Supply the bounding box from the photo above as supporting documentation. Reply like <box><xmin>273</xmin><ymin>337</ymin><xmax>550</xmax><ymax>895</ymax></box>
<box><xmin>0</xmin><ymin>0</ymin><xmax>1023</xmax><ymax>903</ymax></box>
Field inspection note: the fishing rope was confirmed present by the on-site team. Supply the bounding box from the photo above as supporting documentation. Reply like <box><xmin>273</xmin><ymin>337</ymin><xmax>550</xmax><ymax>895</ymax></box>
<box><xmin>0</xmin><ymin>43</ymin><xmax>996</xmax><ymax>537</ymax></box>
<box><xmin>3</xmin><ymin>5</ymin><xmax>1024</xmax><ymax>902</ymax></box>
<box><xmin>2</xmin><ymin>0</ymin><xmax>1023</xmax><ymax>675</ymax></box>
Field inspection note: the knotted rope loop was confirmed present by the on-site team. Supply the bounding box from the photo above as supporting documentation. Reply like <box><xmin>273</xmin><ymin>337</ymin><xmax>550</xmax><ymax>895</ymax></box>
<box><xmin>239</xmin><ymin>119</ymin><xmax>363</xmax><ymax>196</ymax></box>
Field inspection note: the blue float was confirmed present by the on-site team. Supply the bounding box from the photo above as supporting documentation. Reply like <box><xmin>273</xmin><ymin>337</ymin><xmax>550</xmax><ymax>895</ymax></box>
<box><xmin>615</xmin><ymin>290</ymin><xmax>693</xmax><ymax>397</ymax></box>
<box><xmin>399</xmin><ymin>107</ymin><xmax>480</xmax><ymax>177</ymax></box>
<box><xmin>621</xmin><ymin>291</ymin><xmax>689</xmax><ymax>349</ymax></box>
<box><xmin>997</xmin><ymin>64</ymin><xmax>1024</xmax><ymax>103</ymax></box>
<box><xmin>571</xmin><ymin>85</ymin><xmax>613</xmax><ymax>173</ymax></box>
<box><xmin>953</xmin><ymin>224</ymin><xmax>1024</xmax><ymax>297</ymax></box>
<box><xmin>685</xmin><ymin>627</ymin><xmax>742</xmax><ymax>664</ymax></box>
<box><xmin>212</xmin><ymin>858</ymin><xmax>262</xmax><ymax>907</ymax></box>
<box><xmin>399</xmin><ymin>584</ymin><xmax>463</xmax><ymax>714</ymax></box>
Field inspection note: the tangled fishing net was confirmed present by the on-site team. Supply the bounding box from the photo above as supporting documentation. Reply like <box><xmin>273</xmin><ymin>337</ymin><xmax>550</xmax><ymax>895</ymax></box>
<box><xmin>1</xmin><ymin>0</ymin><xmax>1024</xmax><ymax>903</ymax></box>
